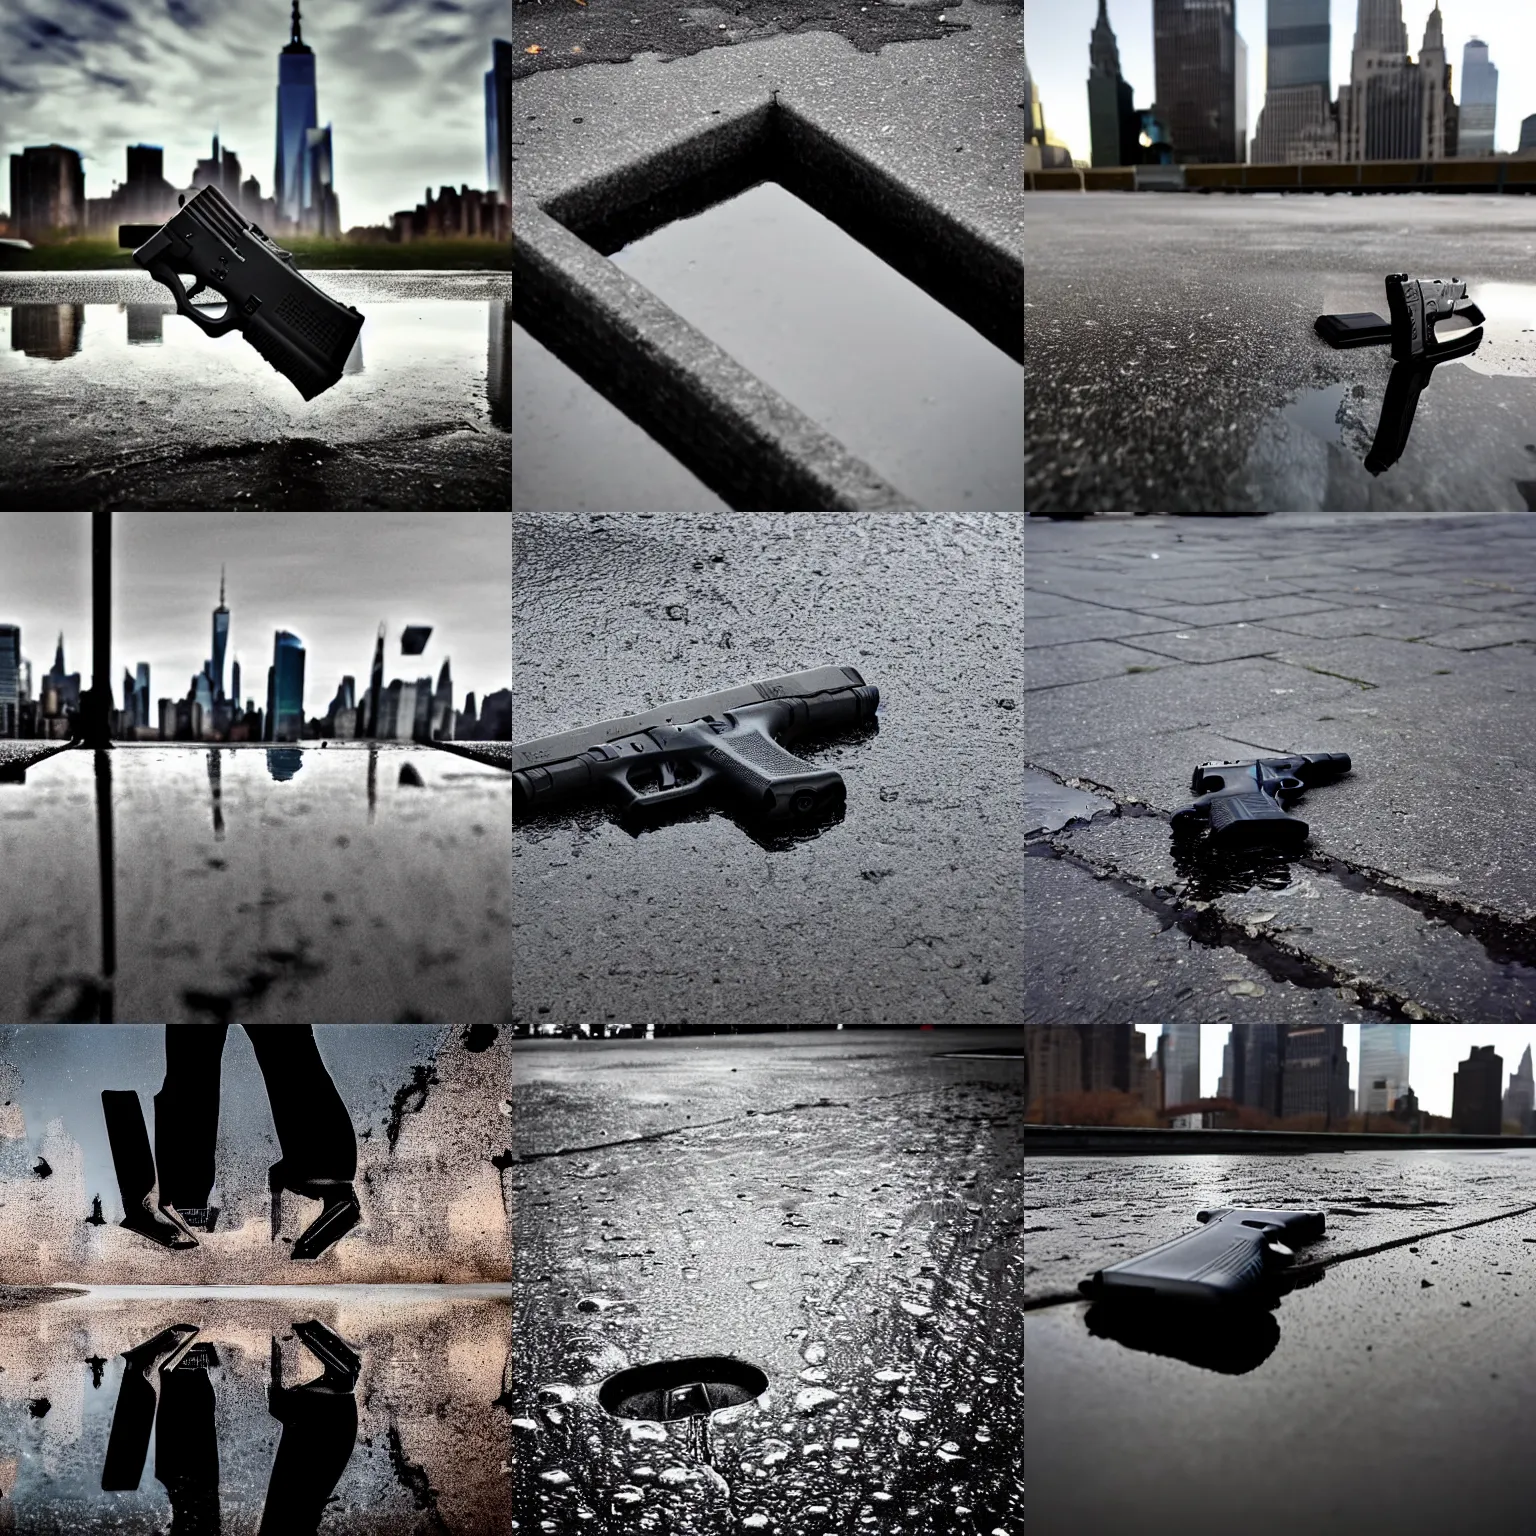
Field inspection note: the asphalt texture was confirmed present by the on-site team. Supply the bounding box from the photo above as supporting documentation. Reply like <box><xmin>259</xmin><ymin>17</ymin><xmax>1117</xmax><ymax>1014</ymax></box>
<box><xmin>0</xmin><ymin>273</ymin><xmax>510</xmax><ymax>510</ymax></box>
<box><xmin>1026</xmin><ymin>1148</ymin><xmax>1536</xmax><ymax>1535</ymax></box>
<box><xmin>508</xmin><ymin>1031</ymin><xmax>1022</xmax><ymax>1534</ymax></box>
<box><xmin>511</xmin><ymin>0</ymin><xmax>1017</xmax><ymax>79</ymax></box>
<box><xmin>1025</xmin><ymin>512</ymin><xmax>1536</xmax><ymax>1023</ymax></box>
<box><xmin>0</xmin><ymin>1285</ymin><xmax>510</xmax><ymax>1533</ymax></box>
<box><xmin>1023</xmin><ymin>196</ymin><xmax>1536</xmax><ymax>514</ymax></box>
<box><xmin>512</xmin><ymin>512</ymin><xmax>1021</xmax><ymax>1026</ymax></box>
<box><xmin>0</xmin><ymin>1025</ymin><xmax>511</xmax><ymax>1285</ymax></box>
<box><xmin>0</xmin><ymin>745</ymin><xmax>512</xmax><ymax>1024</ymax></box>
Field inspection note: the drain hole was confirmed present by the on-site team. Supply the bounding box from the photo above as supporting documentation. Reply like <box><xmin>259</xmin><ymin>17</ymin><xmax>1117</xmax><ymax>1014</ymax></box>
<box><xmin>598</xmin><ymin>1356</ymin><xmax>769</xmax><ymax>1421</ymax></box>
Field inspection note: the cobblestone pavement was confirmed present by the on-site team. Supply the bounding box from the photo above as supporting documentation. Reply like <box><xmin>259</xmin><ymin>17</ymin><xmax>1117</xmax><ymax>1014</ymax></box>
<box><xmin>1025</xmin><ymin>512</ymin><xmax>1536</xmax><ymax>1022</ymax></box>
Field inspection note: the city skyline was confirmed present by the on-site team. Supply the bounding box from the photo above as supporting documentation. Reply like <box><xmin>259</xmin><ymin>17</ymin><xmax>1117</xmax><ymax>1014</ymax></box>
<box><xmin>0</xmin><ymin>0</ymin><xmax>504</xmax><ymax>232</ymax></box>
<box><xmin>1026</xmin><ymin>1</ymin><xmax>1535</xmax><ymax>166</ymax></box>
<box><xmin>1140</xmin><ymin>1025</ymin><xmax>1536</xmax><ymax>1118</ymax></box>
<box><xmin>0</xmin><ymin>514</ymin><xmax>510</xmax><ymax>727</ymax></box>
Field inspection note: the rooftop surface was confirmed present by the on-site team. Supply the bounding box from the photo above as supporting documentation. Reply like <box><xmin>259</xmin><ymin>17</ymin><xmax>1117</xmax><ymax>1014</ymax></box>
<box><xmin>1025</xmin><ymin>196</ymin><xmax>1536</xmax><ymax>514</ymax></box>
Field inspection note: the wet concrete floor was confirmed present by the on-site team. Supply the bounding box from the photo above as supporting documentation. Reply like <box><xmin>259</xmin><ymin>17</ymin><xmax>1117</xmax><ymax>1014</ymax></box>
<box><xmin>508</xmin><ymin>1030</ymin><xmax>1021</xmax><ymax>1534</ymax></box>
<box><xmin>607</xmin><ymin>180</ymin><xmax>1023</xmax><ymax>513</ymax></box>
<box><xmin>0</xmin><ymin>275</ymin><xmax>510</xmax><ymax>510</ymax></box>
<box><xmin>0</xmin><ymin>1284</ymin><xmax>510</xmax><ymax>1534</ymax></box>
<box><xmin>0</xmin><ymin>746</ymin><xmax>512</xmax><ymax>1024</ymax></box>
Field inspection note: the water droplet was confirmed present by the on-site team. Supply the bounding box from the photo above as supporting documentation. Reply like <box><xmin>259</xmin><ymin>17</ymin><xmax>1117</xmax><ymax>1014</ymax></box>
<box><xmin>613</xmin><ymin>1485</ymin><xmax>644</xmax><ymax>1505</ymax></box>
<box><xmin>954</xmin><ymin>1401</ymin><xmax>972</xmax><ymax>1414</ymax></box>
<box><xmin>747</xmin><ymin>1278</ymin><xmax>772</xmax><ymax>1290</ymax></box>
<box><xmin>898</xmin><ymin>1407</ymin><xmax>929</xmax><ymax>1422</ymax></box>
<box><xmin>899</xmin><ymin>1301</ymin><xmax>933</xmax><ymax>1318</ymax></box>
<box><xmin>833</xmin><ymin>1435</ymin><xmax>861</xmax><ymax>1450</ymax></box>
<box><xmin>802</xmin><ymin>1341</ymin><xmax>827</xmax><ymax>1365</ymax></box>
<box><xmin>794</xmin><ymin>1387</ymin><xmax>841</xmax><ymax>1414</ymax></box>
<box><xmin>510</xmin><ymin>1417</ymin><xmax>540</xmax><ymax>1432</ymax></box>
<box><xmin>873</xmin><ymin>1369</ymin><xmax>905</xmax><ymax>1383</ymax></box>
<box><xmin>539</xmin><ymin>1468</ymin><xmax>572</xmax><ymax>1485</ymax></box>
<box><xmin>577</xmin><ymin>1295</ymin><xmax>623</xmax><ymax>1312</ymax></box>
<box><xmin>627</xmin><ymin>1421</ymin><xmax>667</xmax><ymax>1443</ymax></box>
<box><xmin>843</xmin><ymin>1255</ymin><xmax>873</xmax><ymax>1266</ymax></box>
<box><xmin>743</xmin><ymin>1516</ymin><xmax>771</xmax><ymax>1530</ymax></box>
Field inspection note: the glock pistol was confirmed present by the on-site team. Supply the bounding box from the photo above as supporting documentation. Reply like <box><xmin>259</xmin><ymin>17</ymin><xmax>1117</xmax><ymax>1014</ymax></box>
<box><xmin>1080</xmin><ymin>1208</ymin><xmax>1326</xmax><ymax>1305</ymax></box>
<box><xmin>511</xmin><ymin>665</ymin><xmax>879</xmax><ymax>829</ymax></box>
<box><xmin>1171</xmin><ymin>751</ymin><xmax>1351</xmax><ymax>849</ymax></box>
<box><xmin>122</xmin><ymin>185</ymin><xmax>364</xmax><ymax>401</ymax></box>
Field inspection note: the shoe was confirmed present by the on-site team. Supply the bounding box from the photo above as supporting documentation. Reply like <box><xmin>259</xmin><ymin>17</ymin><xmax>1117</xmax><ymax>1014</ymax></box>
<box><xmin>175</xmin><ymin>1206</ymin><xmax>220</xmax><ymax>1232</ymax></box>
<box><xmin>269</xmin><ymin>1162</ymin><xmax>361</xmax><ymax>1261</ymax></box>
<box><xmin>272</xmin><ymin>1319</ymin><xmax>362</xmax><ymax>1396</ymax></box>
<box><xmin>119</xmin><ymin>1194</ymin><xmax>199</xmax><ymax>1251</ymax></box>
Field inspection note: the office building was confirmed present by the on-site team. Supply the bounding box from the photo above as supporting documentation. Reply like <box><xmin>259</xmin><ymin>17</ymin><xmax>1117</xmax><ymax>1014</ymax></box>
<box><xmin>431</xmin><ymin>660</ymin><xmax>454</xmax><ymax>741</ymax></box>
<box><xmin>266</xmin><ymin>630</ymin><xmax>307</xmax><ymax>743</ymax></box>
<box><xmin>1417</xmin><ymin>8</ymin><xmax>1454</xmax><ymax>161</ymax></box>
<box><xmin>1459</xmin><ymin>39</ymin><xmax>1498</xmax><ymax>157</ymax></box>
<box><xmin>1278</xmin><ymin>1025</ymin><xmax>1349</xmax><ymax>1122</ymax></box>
<box><xmin>1522</xmin><ymin>114</ymin><xmax>1536</xmax><ymax>155</ymax></box>
<box><xmin>1025</xmin><ymin>43</ymin><xmax>1075</xmax><ymax>170</ymax></box>
<box><xmin>1025</xmin><ymin>1027</ymin><xmax>1084</xmax><ymax>1108</ymax></box>
<box><xmin>487</xmin><ymin>38</ymin><xmax>512</xmax><ymax>198</ymax></box>
<box><xmin>210</xmin><ymin>567</ymin><xmax>230</xmax><ymax>701</ymax></box>
<box><xmin>1159</xmin><ymin>1024</ymin><xmax>1201</xmax><ymax>1109</ymax></box>
<box><xmin>193</xmin><ymin>133</ymin><xmax>245</xmax><ymax>203</ymax></box>
<box><xmin>1503</xmin><ymin>1046</ymin><xmax>1535</xmax><ymax>1134</ymax></box>
<box><xmin>44</xmin><ymin>633</ymin><xmax>80</xmax><ymax>715</ymax></box>
<box><xmin>1154</xmin><ymin>0</ymin><xmax>1247</xmax><ymax>165</ymax></box>
<box><xmin>0</xmin><ymin>625</ymin><xmax>19</xmax><ymax>738</ymax></box>
<box><xmin>1452</xmin><ymin>1045</ymin><xmax>1502</xmax><ymax>1134</ymax></box>
<box><xmin>9</xmin><ymin>145</ymin><xmax>85</xmax><ymax>241</ymax></box>
<box><xmin>1339</xmin><ymin>0</ymin><xmax>1413</xmax><ymax>162</ymax></box>
<box><xmin>1228</xmin><ymin>1024</ymin><xmax>1284</xmax><ymax>1116</ymax></box>
<box><xmin>275</xmin><ymin>0</ymin><xmax>319</xmax><ymax>226</ymax></box>
<box><xmin>301</xmin><ymin>123</ymin><xmax>340</xmax><ymax>236</ymax></box>
<box><xmin>1253</xmin><ymin>0</ymin><xmax>1338</xmax><ymax>163</ymax></box>
<box><xmin>1360</xmin><ymin>1024</ymin><xmax>1411</xmax><ymax>1114</ymax></box>
<box><xmin>159</xmin><ymin>698</ymin><xmax>176</xmax><ymax>741</ymax></box>
<box><xmin>1088</xmin><ymin>1</ymin><xmax>1138</xmax><ymax>168</ymax></box>
<box><xmin>364</xmin><ymin>623</ymin><xmax>385</xmax><ymax>738</ymax></box>
<box><xmin>231</xmin><ymin>659</ymin><xmax>241</xmax><ymax>711</ymax></box>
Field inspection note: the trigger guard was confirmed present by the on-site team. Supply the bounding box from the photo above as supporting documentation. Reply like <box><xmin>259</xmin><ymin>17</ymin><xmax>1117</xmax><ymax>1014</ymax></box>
<box><xmin>150</xmin><ymin>262</ymin><xmax>241</xmax><ymax>338</ymax></box>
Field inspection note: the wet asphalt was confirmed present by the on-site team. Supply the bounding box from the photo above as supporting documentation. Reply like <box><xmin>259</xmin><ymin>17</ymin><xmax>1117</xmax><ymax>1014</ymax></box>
<box><xmin>508</xmin><ymin>1031</ymin><xmax>1022</xmax><ymax>1534</ymax></box>
<box><xmin>1024</xmin><ymin>196</ymin><xmax>1536</xmax><ymax>514</ymax></box>
<box><xmin>511</xmin><ymin>511</ymin><xmax>1021</xmax><ymax>1027</ymax></box>
<box><xmin>1025</xmin><ymin>512</ymin><xmax>1536</xmax><ymax>1022</ymax></box>
<box><xmin>1026</xmin><ymin>1148</ymin><xmax>1536</xmax><ymax>1535</ymax></box>
<box><xmin>0</xmin><ymin>273</ymin><xmax>510</xmax><ymax>510</ymax></box>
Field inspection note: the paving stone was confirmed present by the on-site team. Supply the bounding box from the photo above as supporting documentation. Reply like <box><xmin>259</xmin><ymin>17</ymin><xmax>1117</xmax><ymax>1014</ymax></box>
<box><xmin>1024</xmin><ymin>640</ymin><xmax>1186</xmax><ymax>691</ymax></box>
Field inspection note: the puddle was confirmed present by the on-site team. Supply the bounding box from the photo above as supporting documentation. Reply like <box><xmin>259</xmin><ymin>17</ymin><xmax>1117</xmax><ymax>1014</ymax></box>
<box><xmin>1451</xmin><ymin>282</ymin><xmax>1536</xmax><ymax>380</ymax></box>
<box><xmin>1025</xmin><ymin>768</ymin><xmax>1115</xmax><ymax>836</ymax></box>
<box><xmin>0</xmin><ymin>1286</ymin><xmax>509</xmax><ymax>1533</ymax></box>
<box><xmin>0</xmin><ymin>299</ymin><xmax>508</xmax><ymax>438</ymax></box>
<box><xmin>0</xmin><ymin>747</ymin><xmax>512</xmax><ymax>1023</ymax></box>
<box><xmin>607</xmin><ymin>180</ymin><xmax>1024</xmax><ymax>512</ymax></box>
<box><xmin>511</xmin><ymin>319</ymin><xmax>729</xmax><ymax>511</ymax></box>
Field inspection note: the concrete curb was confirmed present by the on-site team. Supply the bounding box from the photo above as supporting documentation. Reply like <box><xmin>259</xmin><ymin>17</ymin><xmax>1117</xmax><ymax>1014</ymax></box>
<box><xmin>1026</xmin><ymin>1125</ymin><xmax>1536</xmax><ymax>1155</ymax></box>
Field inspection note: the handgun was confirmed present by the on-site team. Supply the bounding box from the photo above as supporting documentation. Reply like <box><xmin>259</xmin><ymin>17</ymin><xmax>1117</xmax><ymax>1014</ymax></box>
<box><xmin>1315</xmin><ymin>276</ymin><xmax>1484</xmax><ymax>475</ymax></box>
<box><xmin>120</xmin><ymin>185</ymin><xmax>364</xmax><ymax>401</ymax></box>
<box><xmin>1170</xmin><ymin>751</ymin><xmax>1352</xmax><ymax>848</ymax></box>
<box><xmin>1080</xmin><ymin>1208</ymin><xmax>1326</xmax><ymax>1305</ymax></box>
<box><xmin>511</xmin><ymin>665</ymin><xmax>879</xmax><ymax>828</ymax></box>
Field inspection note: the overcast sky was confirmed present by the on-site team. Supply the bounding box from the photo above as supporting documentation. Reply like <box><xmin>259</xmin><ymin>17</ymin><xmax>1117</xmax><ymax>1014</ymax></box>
<box><xmin>1141</xmin><ymin>1025</ymin><xmax>1536</xmax><ymax>1117</ymax></box>
<box><xmin>0</xmin><ymin>512</ymin><xmax>511</xmax><ymax>719</ymax></box>
<box><xmin>1028</xmin><ymin>0</ymin><xmax>1536</xmax><ymax>166</ymax></box>
<box><xmin>0</xmin><ymin>0</ymin><xmax>506</xmax><ymax>230</ymax></box>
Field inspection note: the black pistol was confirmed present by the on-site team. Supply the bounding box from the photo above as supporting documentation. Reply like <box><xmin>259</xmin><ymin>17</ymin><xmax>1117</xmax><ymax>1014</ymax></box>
<box><xmin>1171</xmin><ymin>752</ymin><xmax>1351</xmax><ymax>848</ymax></box>
<box><xmin>511</xmin><ymin>666</ymin><xmax>879</xmax><ymax>830</ymax></box>
<box><xmin>121</xmin><ymin>185</ymin><xmax>364</xmax><ymax>401</ymax></box>
<box><xmin>1315</xmin><ymin>275</ymin><xmax>1484</xmax><ymax>474</ymax></box>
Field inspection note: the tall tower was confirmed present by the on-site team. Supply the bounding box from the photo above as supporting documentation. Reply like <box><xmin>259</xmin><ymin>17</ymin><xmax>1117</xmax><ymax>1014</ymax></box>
<box><xmin>1159</xmin><ymin>1025</ymin><xmax>1202</xmax><ymax>1109</ymax></box>
<box><xmin>232</xmin><ymin>657</ymin><xmax>241</xmax><ymax>710</ymax></box>
<box><xmin>1459</xmin><ymin>38</ymin><xmax>1498</xmax><ymax>157</ymax></box>
<box><xmin>1418</xmin><ymin>8</ymin><xmax>1448</xmax><ymax>161</ymax></box>
<box><xmin>1153</xmin><ymin>0</ymin><xmax>1246</xmax><ymax>165</ymax></box>
<box><xmin>1359</xmin><ymin>1025</ymin><xmax>1411</xmax><ymax>1114</ymax></box>
<box><xmin>210</xmin><ymin>565</ymin><xmax>229</xmax><ymax>702</ymax></box>
<box><xmin>275</xmin><ymin>0</ymin><xmax>318</xmax><ymax>226</ymax></box>
<box><xmin>1339</xmin><ymin>0</ymin><xmax>1419</xmax><ymax>163</ymax></box>
<box><xmin>365</xmin><ymin>622</ymin><xmax>385</xmax><ymax>739</ymax></box>
<box><xmin>1253</xmin><ymin>0</ymin><xmax>1336</xmax><ymax>164</ymax></box>
<box><xmin>1087</xmin><ymin>1</ymin><xmax>1138</xmax><ymax>168</ymax></box>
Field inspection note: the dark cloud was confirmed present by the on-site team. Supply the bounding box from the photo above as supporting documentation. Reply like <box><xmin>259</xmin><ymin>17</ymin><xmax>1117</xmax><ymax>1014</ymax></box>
<box><xmin>0</xmin><ymin>1</ymin><xmax>507</xmax><ymax>226</ymax></box>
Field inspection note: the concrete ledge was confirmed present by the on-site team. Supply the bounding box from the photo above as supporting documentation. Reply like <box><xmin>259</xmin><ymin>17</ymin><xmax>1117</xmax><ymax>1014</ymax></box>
<box><xmin>1026</xmin><ymin>1125</ymin><xmax>1536</xmax><ymax>1155</ymax></box>
<box><xmin>513</xmin><ymin>192</ymin><xmax>923</xmax><ymax>511</ymax></box>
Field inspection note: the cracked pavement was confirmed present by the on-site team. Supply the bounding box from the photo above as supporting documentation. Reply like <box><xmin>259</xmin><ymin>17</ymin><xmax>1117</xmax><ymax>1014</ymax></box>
<box><xmin>1025</xmin><ymin>512</ymin><xmax>1536</xmax><ymax>1022</ymax></box>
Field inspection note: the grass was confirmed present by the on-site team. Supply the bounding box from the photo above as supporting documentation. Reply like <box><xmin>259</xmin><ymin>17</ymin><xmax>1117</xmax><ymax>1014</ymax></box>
<box><xmin>0</xmin><ymin>236</ymin><xmax>511</xmax><ymax>270</ymax></box>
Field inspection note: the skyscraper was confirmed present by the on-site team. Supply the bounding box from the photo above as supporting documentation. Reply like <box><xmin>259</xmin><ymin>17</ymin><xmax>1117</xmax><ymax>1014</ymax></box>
<box><xmin>1503</xmin><ymin>1046</ymin><xmax>1535</xmax><ymax>1133</ymax></box>
<box><xmin>211</xmin><ymin>566</ymin><xmax>229</xmax><ymax>702</ymax></box>
<box><xmin>1159</xmin><ymin>1024</ymin><xmax>1201</xmax><ymax>1109</ymax></box>
<box><xmin>135</xmin><ymin>662</ymin><xmax>150</xmax><ymax>730</ymax></box>
<box><xmin>1459</xmin><ymin>39</ymin><xmax>1498</xmax><ymax>157</ymax></box>
<box><xmin>0</xmin><ymin>625</ymin><xmax>19</xmax><ymax>738</ymax></box>
<box><xmin>275</xmin><ymin>1</ymin><xmax>319</xmax><ymax>226</ymax></box>
<box><xmin>267</xmin><ymin>630</ymin><xmax>307</xmax><ymax>743</ymax></box>
<box><xmin>1153</xmin><ymin>0</ymin><xmax>1247</xmax><ymax>165</ymax></box>
<box><xmin>1359</xmin><ymin>1024</ymin><xmax>1411</xmax><ymax>1114</ymax></box>
<box><xmin>1253</xmin><ymin>0</ymin><xmax>1337</xmax><ymax>163</ymax></box>
<box><xmin>432</xmin><ymin>659</ymin><xmax>454</xmax><ymax>741</ymax></box>
<box><xmin>1452</xmin><ymin>1045</ymin><xmax>1502</xmax><ymax>1134</ymax></box>
<box><xmin>1229</xmin><ymin>1024</ymin><xmax>1284</xmax><ymax>1116</ymax></box>
<box><xmin>1522</xmin><ymin>114</ymin><xmax>1536</xmax><ymax>154</ymax></box>
<box><xmin>45</xmin><ymin>632</ymin><xmax>80</xmax><ymax>714</ymax></box>
<box><xmin>1339</xmin><ymin>0</ymin><xmax>1422</xmax><ymax>162</ymax></box>
<box><xmin>1418</xmin><ymin>8</ymin><xmax>1454</xmax><ymax>162</ymax></box>
<box><xmin>1088</xmin><ymin>1</ymin><xmax>1138</xmax><ymax>168</ymax></box>
<box><xmin>1278</xmin><ymin>1025</ymin><xmax>1350</xmax><ymax>1122</ymax></box>
<box><xmin>232</xmin><ymin>658</ymin><xmax>241</xmax><ymax>710</ymax></box>
<box><xmin>365</xmin><ymin>623</ymin><xmax>385</xmax><ymax>739</ymax></box>
<box><xmin>8</xmin><ymin>145</ymin><xmax>85</xmax><ymax>241</ymax></box>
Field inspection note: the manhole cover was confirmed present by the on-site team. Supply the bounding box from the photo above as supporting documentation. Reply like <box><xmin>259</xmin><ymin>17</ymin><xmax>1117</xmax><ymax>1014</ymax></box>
<box><xmin>598</xmin><ymin>1356</ymin><xmax>769</xmax><ymax>1422</ymax></box>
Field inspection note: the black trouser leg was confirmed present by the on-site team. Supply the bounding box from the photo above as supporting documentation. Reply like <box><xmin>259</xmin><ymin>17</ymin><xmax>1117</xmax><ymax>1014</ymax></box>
<box><xmin>155</xmin><ymin>1364</ymin><xmax>221</xmax><ymax>1534</ymax></box>
<box><xmin>244</xmin><ymin>1027</ymin><xmax>356</xmax><ymax>1183</ymax></box>
<box><xmin>155</xmin><ymin>1025</ymin><xmax>229</xmax><ymax>1211</ymax></box>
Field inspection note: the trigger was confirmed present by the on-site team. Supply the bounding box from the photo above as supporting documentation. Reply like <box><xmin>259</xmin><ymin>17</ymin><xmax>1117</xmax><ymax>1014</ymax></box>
<box><xmin>658</xmin><ymin>761</ymin><xmax>677</xmax><ymax>790</ymax></box>
<box><xmin>186</xmin><ymin>278</ymin><xmax>207</xmax><ymax>302</ymax></box>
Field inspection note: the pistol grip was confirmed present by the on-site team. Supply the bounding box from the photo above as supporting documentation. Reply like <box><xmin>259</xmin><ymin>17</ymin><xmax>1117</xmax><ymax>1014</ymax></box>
<box><xmin>1208</xmin><ymin>791</ymin><xmax>1307</xmax><ymax>848</ymax></box>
